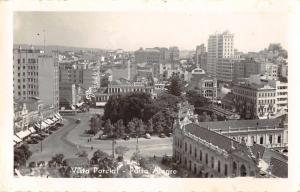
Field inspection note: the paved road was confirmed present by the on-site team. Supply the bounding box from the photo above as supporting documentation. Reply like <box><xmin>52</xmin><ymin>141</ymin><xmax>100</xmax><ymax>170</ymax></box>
<box><xmin>27</xmin><ymin>109</ymin><xmax>173</xmax><ymax>163</ymax></box>
<box><xmin>27</xmin><ymin>117</ymin><xmax>85</xmax><ymax>163</ymax></box>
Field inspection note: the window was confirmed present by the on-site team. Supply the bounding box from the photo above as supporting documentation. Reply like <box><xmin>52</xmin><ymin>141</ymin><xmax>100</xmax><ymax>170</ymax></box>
<box><xmin>211</xmin><ymin>157</ymin><xmax>214</xmax><ymax>168</ymax></box>
<box><xmin>260</xmin><ymin>136</ymin><xmax>264</xmax><ymax>144</ymax></box>
<box><xmin>17</xmin><ymin>59</ymin><xmax>20</xmax><ymax>64</ymax></box>
<box><xmin>269</xmin><ymin>135</ymin><xmax>273</xmax><ymax>144</ymax></box>
<box><xmin>233</xmin><ymin>161</ymin><xmax>237</xmax><ymax>176</ymax></box>
<box><xmin>194</xmin><ymin>148</ymin><xmax>197</xmax><ymax>158</ymax></box>
<box><xmin>189</xmin><ymin>144</ymin><xmax>192</xmax><ymax>155</ymax></box>
<box><xmin>205</xmin><ymin>153</ymin><xmax>208</xmax><ymax>165</ymax></box>
<box><xmin>185</xmin><ymin>142</ymin><xmax>187</xmax><ymax>152</ymax></box>
<box><xmin>218</xmin><ymin>160</ymin><xmax>221</xmax><ymax>173</ymax></box>
<box><xmin>224</xmin><ymin>164</ymin><xmax>228</xmax><ymax>176</ymax></box>
<box><xmin>278</xmin><ymin>135</ymin><xmax>281</xmax><ymax>144</ymax></box>
<box><xmin>200</xmin><ymin>150</ymin><xmax>202</xmax><ymax>161</ymax></box>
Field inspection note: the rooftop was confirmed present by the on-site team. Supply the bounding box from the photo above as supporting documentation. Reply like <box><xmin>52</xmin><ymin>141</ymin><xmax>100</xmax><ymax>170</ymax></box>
<box><xmin>197</xmin><ymin>119</ymin><xmax>282</xmax><ymax>131</ymax></box>
<box><xmin>184</xmin><ymin>123</ymin><xmax>248</xmax><ymax>153</ymax></box>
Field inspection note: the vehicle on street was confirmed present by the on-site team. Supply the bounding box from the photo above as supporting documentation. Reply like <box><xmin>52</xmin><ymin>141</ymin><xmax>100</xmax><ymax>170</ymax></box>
<box><xmin>100</xmin><ymin>134</ymin><xmax>108</xmax><ymax>139</ymax></box>
<box><xmin>145</xmin><ymin>133</ymin><xmax>151</xmax><ymax>139</ymax></box>
<box><xmin>159</xmin><ymin>133</ymin><xmax>166</xmax><ymax>138</ymax></box>
<box><xmin>76</xmin><ymin>119</ymin><xmax>81</xmax><ymax>124</ymax></box>
<box><xmin>122</xmin><ymin>135</ymin><xmax>130</xmax><ymax>140</ymax></box>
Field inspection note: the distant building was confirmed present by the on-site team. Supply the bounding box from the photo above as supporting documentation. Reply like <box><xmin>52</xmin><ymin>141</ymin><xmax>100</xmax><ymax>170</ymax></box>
<box><xmin>233</xmin><ymin>58</ymin><xmax>261</xmax><ymax>82</ymax></box>
<box><xmin>13</xmin><ymin>46</ymin><xmax>59</xmax><ymax>111</ymax></box>
<box><xmin>195</xmin><ymin>44</ymin><xmax>207</xmax><ymax>71</ymax></box>
<box><xmin>169</xmin><ymin>46</ymin><xmax>180</xmax><ymax>64</ymax></box>
<box><xmin>189</xmin><ymin>68</ymin><xmax>217</xmax><ymax>100</ymax></box>
<box><xmin>216</xmin><ymin>58</ymin><xmax>235</xmax><ymax>82</ymax></box>
<box><xmin>260</xmin><ymin>62</ymin><xmax>278</xmax><ymax>80</ymax></box>
<box><xmin>207</xmin><ymin>31</ymin><xmax>234</xmax><ymax>78</ymax></box>
<box><xmin>232</xmin><ymin>82</ymin><xmax>277</xmax><ymax>119</ymax></box>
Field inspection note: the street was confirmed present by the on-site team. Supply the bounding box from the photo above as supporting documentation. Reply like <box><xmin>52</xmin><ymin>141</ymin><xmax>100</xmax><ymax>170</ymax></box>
<box><xmin>28</xmin><ymin>109</ymin><xmax>173</xmax><ymax>163</ymax></box>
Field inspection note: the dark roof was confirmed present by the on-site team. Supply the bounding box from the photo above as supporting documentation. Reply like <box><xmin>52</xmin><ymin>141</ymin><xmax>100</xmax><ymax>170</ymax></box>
<box><xmin>198</xmin><ymin>119</ymin><xmax>282</xmax><ymax>131</ymax></box>
<box><xmin>185</xmin><ymin>123</ymin><xmax>247</xmax><ymax>153</ymax></box>
<box><xmin>270</xmin><ymin>157</ymin><xmax>288</xmax><ymax>178</ymax></box>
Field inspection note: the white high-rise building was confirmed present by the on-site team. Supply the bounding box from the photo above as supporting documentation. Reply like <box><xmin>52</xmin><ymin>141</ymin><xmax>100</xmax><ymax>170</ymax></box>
<box><xmin>13</xmin><ymin>46</ymin><xmax>59</xmax><ymax>111</ymax></box>
<box><xmin>207</xmin><ymin>31</ymin><xmax>234</xmax><ymax>79</ymax></box>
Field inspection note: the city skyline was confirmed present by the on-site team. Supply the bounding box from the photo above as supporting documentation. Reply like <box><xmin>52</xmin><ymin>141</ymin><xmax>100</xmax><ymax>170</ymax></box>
<box><xmin>14</xmin><ymin>12</ymin><xmax>288</xmax><ymax>52</ymax></box>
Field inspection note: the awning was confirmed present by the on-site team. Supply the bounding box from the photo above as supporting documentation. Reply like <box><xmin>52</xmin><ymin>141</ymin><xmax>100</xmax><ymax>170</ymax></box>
<box><xmin>28</xmin><ymin>127</ymin><xmax>36</xmax><ymax>133</ymax></box>
<box><xmin>16</xmin><ymin>130</ymin><xmax>31</xmax><ymax>139</ymax></box>
<box><xmin>45</xmin><ymin>119</ymin><xmax>54</xmax><ymax>125</ymax></box>
<box><xmin>96</xmin><ymin>102</ymin><xmax>106</xmax><ymax>107</ymax></box>
<box><xmin>35</xmin><ymin>122</ymin><xmax>49</xmax><ymax>130</ymax></box>
<box><xmin>52</xmin><ymin>117</ymin><xmax>59</xmax><ymax>122</ymax></box>
<box><xmin>13</xmin><ymin>135</ymin><xmax>22</xmax><ymax>143</ymax></box>
<box><xmin>55</xmin><ymin>113</ymin><xmax>62</xmax><ymax>119</ymax></box>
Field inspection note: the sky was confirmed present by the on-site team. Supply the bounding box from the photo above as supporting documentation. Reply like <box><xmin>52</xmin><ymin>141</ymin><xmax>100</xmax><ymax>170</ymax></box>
<box><xmin>13</xmin><ymin>12</ymin><xmax>288</xmax><ymax>52</ymax></box>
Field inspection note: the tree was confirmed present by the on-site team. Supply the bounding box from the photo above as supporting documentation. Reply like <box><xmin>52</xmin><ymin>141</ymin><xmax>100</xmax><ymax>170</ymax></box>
<box><xmin>146</xmin><ymin>119</ymin><xmax>154</xmax><ymax>134</ymax></box>
<box><xmin>186</xmin><ymin>90</ymin><xmax>209</xmax><ymax>107</ymax></box>
<box><xmin>14</xmin><ymin>144</ymin><xmax>32</xmax><ymax>167</ymax></box>
<box><xmin>115</xmin><ymin>119</ymin><xmax>126</xmax><ymax>138</ymax></box>
<box><xmin>127</xmin><ymin>120</ymin><xmax>136</xmax><ymax>134</ymax></box>
<box><xmin>52</xmin><ymin>153</ymin><xmax>64</xmax><ymax>166</ymax></box>
<box><xmin>104</xmin><ymin>119</ymin><xmax>114</xmax><ymax>136</ymax></box>
<box><xmin>166</xmin><ymin>73</ymin><xmax>184</xmax><ymax>96</ymax></box>
<box><xmin>115</xmin><ymin>146</ymin><xmax>129</xmax><ymax>158</ymax></box>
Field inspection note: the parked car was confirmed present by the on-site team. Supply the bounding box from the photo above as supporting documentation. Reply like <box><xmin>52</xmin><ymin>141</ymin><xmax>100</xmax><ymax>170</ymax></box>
<box><xmin>56</xmin><ymin>123</ymin><xmax>64</xmax><ymax>127</ymax></box>
<box><xmin>27</xmin><ymin>138</ymin><xmax>38</xmax><ymax>144</ymax></box>
<box><xmin>166</xmin><ymin>132</ymin><xmax>172</xmax><ymax>137</ymax></box>
<box><xmin>159</xmin><ymin>133</ymin><xmax>166</xmax><ymax>138</ymax></box>
<box><xmin>100</xmin><ymin>134</ymin><xmax>108</xmax><ymax>139</ymax></box>
<box><xmin>76</xmin><ymin>119</ymin><xmax>81</xmax><ymax>124</ymax></box>
<box><xmin>122</xmin><ymin>135</ymin><xmax>130</xmax><ymax>140</ymax></box>
<box><xmin>144</xmin><ymin>133</ymin><xmax>151</xmax><ymax>139</ymax></box>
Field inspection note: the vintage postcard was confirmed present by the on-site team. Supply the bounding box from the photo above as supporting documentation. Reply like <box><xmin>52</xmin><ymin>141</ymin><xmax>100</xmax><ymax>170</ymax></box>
<box><xmin>0</xmin><ymin>0</ymin><xmax>299</xmax><ymax>191</ymax></box>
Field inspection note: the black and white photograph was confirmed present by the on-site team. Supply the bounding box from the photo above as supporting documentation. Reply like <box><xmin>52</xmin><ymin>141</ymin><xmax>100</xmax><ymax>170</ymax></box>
<box><xmin>12</xmin><ymin>11</ymin><xmax>289</xmax><ymax>179</ymax></box>
<box><xmin>1</xmin><ymin>0</ymin><xmax>300</xmax><ymax>191</ymax></box>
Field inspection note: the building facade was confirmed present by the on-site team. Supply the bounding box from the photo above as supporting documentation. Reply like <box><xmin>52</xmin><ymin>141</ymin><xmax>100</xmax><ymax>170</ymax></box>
<box><xmin>232</xmin><ymin>82</ymin><xmax>277</xmax><ymax>119</ymax></box>
<box><xmin>207</xmin><ymin>31</ymin><xmax>234</xmax><ymax>78</ymax></box>
<box><xmin>173</xmin><ymin>119</ymin><xmax>259</xmax><ymax>178</ymax></box>
<box><xmin>13</xmin><ymin>46</ymin><xmax>59</xmax><ymax>111</ymax></box>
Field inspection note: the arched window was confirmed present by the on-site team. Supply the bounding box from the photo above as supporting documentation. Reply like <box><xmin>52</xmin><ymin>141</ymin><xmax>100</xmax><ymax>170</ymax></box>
<box><xmin>277</xmin><ymin>135</ymin><xmax>281</xmax><ymax>144</ymax></box>
<box><xmin>189</xmin><ymin>144</ymin><xmax>192</xmax><ymax>155</ymax></box>
<box><xmin>200</xmin><ymin>150</ymin><xmax>202</xmax><ymax>161</ymax></box>
<box><xmin>233</xmin><ymin>161</ymin><xmax>237</xmax><ymax>176</ymax></box>
<box><xmin>224</xmin><ymin>164</ymin><xmax>228</xmax><ymax>176</ymax></box>
<box><xmin>205</xmin><ymin>153</ymin><xmax>208</xmax><ymax>165</ymax></box>
<box><xmin>240</xmin><ymin>164</ymin><xmax>247</xmax><ymax>177</ymax></box>
<box><xmin>260</xmin><ymin>136</ymin><xmax>264</xmax><ymax>144</ymax></box>
<box><xmin>185</xmin><ymin>142</ymin><xmax>187</xmax><ymax>152</ymax></box>
<box><xmin>269</xmin><ymin>135</ymin><xmax>273</xmax><ymax>144</ymax></box>
<box><xmin>211</xmin><ymin>156</ymin><xmax>214</xmax><ymax>168</ymax></box>
<box><xmin>217</xmin><ymin>160</ymin><xmax>221</xmax><ymax>173</ymax></box>
<box><xmin>194</xmin><ymin>148</ymin><xmax>197</xmax><ymax>158</ymax></box>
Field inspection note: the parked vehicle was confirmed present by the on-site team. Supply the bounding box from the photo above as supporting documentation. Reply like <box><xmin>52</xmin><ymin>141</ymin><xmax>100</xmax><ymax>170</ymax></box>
<box><xmin>159</xmin><ymin>133</ymin><xmax>166</xmax><ymax>138</ymax></box>
<box><xmin>145</xmin><ymin>133</ymin><xmax>151</xmax><ymax>139</ymax></box>
<box><xmin>122</xmin><ymin>135</ymin><xmax>130</xmax><ymax>140</ymax></box>
<box><xmin>100</xmin><ymin>134</ymin><xmax>108</xmax><ymax>139</ymax></box>
<box><xmin>76</xmin><ymin>119</ymin><xmax>81</xmax><ymax>124</ymax></box>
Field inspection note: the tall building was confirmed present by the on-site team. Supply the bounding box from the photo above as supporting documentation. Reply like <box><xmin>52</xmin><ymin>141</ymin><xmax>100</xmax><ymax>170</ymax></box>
<box><xmin>195</xmin><ymin>44</ymin><xmax>207</xmax><ymax>71</ymax></box>
<box><xmin>233</xmin><ymin>58</ymin><xmax>261</xmax><ymax>82</ymax></box>
<box><xmin>207</xmin><ymin>31</ymin><xmax>234</xmax><ymax>78</ymax></box>
<box><xmin>169</xmin><ymin>46</ymin><xmax>180</xmax><ymax>63</ymax></box>
<box><xmin>13</xmin><ymin>46</ymin><xmax>59</xmax><ymax>111</ymax></box>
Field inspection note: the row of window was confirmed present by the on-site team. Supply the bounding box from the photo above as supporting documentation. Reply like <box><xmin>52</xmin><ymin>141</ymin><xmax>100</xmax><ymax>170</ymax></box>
<box><xmin>17</xmin><ymin>91</ymin><xmax>38</xmax><ymax>96</ymax></box>
<box><xmin>17</xmin><ymin>58</ymin><xmax>37</xmax><ymax>64</ymax></box>
<box><xmin>258</xmin><ymin>99</ymin><xmax>276</xmax><ymax>105</ymax></box>
<box><xmin>17</xmin><ymin>72</ymin><xmax>38</xmax><ymax>77</ymax></box>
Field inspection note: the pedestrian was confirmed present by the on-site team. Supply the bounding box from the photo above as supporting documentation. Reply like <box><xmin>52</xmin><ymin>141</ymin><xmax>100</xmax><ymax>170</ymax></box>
<box><xmin>91</xmin><ymin>146</ymin><xmax>93</xmax><ymax>150</ymax></box>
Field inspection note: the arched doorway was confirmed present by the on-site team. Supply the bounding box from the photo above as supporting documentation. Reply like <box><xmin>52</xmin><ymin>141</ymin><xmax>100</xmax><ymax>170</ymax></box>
<box><xmin>240</xmin><ymin>164</ymin><xmax>247</xmax><ymax>177</ymax></box>
<box><xmin>232</xmin><ymin>161</ymin><xmax>237</xmax><ymax>176</ymax></box>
